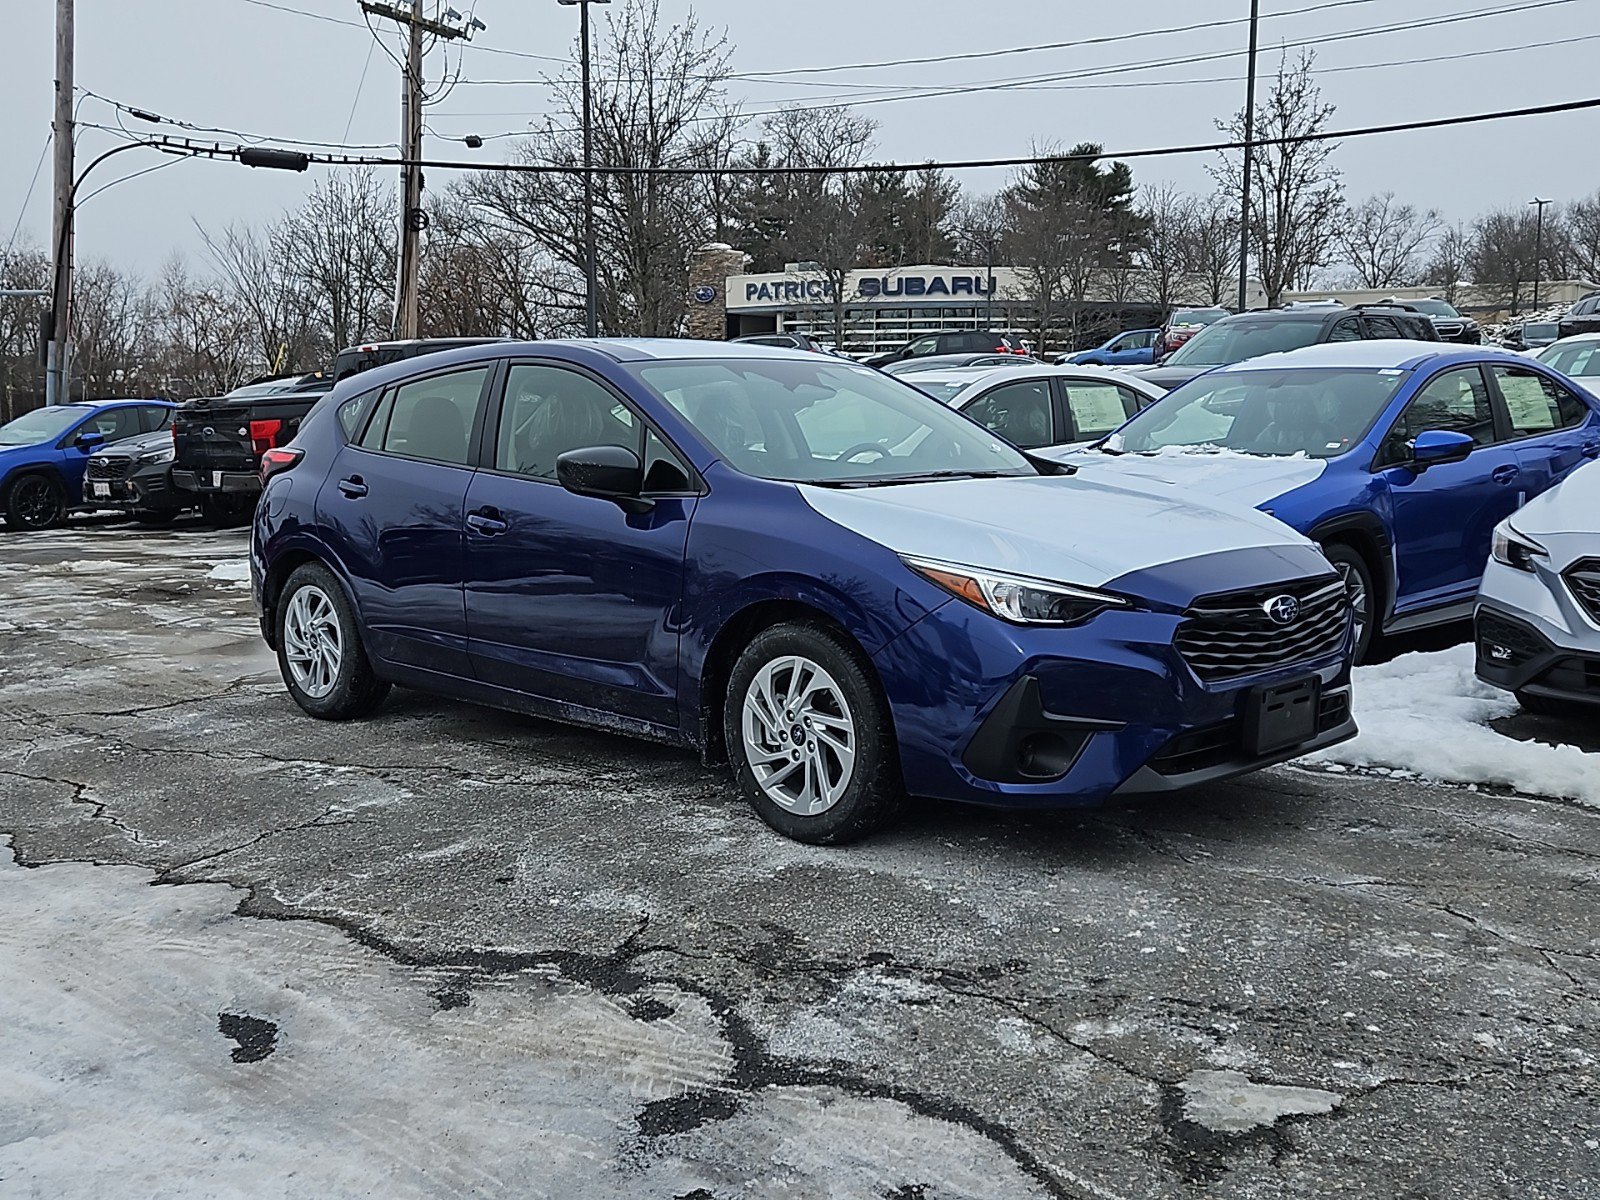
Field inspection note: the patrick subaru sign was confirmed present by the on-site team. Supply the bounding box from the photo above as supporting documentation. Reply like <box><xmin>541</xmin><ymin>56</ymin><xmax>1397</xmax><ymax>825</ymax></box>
<box><xmin>731</xmin><ymin>268</ymin><xmax>1005</xmax><ymax>310</ymax></box>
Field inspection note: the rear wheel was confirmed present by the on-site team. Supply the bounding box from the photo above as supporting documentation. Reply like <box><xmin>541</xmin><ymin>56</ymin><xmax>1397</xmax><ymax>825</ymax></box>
<box><xmin>200</xmin><ymin>491</ymin><xmax>255</xmax><ymax>528</ymax></box>
<box><xmin>276</xmin><ymin>562</ymin><xmax>390</xmax><ymax>720</ymax></box>
<box><xmin>1322</xmin><ymin>543</ymin><xmax>1378</xmax><ymax>663</ymax></box>
<box><xmin>4</xmin><ymin>473</ymin><xmax>65</xmax><ymax>531</ymax></box>
<box><xmin>724</xmin><ymin>622</ymin><xmax>902</xmax><ymax>845</ymax></box>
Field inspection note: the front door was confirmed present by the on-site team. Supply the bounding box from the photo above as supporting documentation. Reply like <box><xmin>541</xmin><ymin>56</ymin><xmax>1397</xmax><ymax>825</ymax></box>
<box><xmin>463</xmin><ymin>362</ymin><xmax>697</xmax><ymax>727</ymax></box>
<box><xmin>1378</xmin><ymin>365</ymin><xmax>1522</xmax><ymax>613</ymax></box>
<box><xmin>317</xmin><ymin>364</ymin><xmax>491</xmax><ymax>676</ymax></box>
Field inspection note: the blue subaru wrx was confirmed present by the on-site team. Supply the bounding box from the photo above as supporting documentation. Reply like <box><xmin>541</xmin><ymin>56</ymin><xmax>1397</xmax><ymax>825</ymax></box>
<box><xmin>0</xmin><ymin>398</ymin><xmax>176</xmax><ymax>530</ymax></box>
<box><xmin>1050</xmin><ymin>342</ymin><xmax>1600</xmax><ymax>660</ymax></box>
<box><xmin>252</xmin><ymin>341</ymin><xmax>1355</xmax><ymax>843</ymax></box>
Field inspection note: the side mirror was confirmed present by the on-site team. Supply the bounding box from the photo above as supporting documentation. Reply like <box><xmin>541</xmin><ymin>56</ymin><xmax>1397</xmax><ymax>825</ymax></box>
<box><xmin>75</xmin><ymin>431</ymin><xmax>106</xmax><ymax>451</ymax></box>
<box><xmin>1409</xmin><ymin>429</ymin><xmax>1475</xmax><ymax>468</ymax></box>
<box><xmin>555</xmin><ymin>444</ymin><xmax>650</xmax><ymax>512</ymax></box>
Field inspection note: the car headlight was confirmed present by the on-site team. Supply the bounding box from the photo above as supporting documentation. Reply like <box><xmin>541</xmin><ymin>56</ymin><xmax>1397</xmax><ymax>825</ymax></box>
<box><xmin>136</xmin><ymin>445</ymin><xmax>176</xmax><ymax>465</ymax></box>
<box><xmin>903</xmin><ymin>556</ymin><xmax>1129</xmax><ymax>626</ymax></box>
<box><xmin>1491</xmin><ymin>523</ymin><xmax>1546</xmax><ymax>572</ymax></box>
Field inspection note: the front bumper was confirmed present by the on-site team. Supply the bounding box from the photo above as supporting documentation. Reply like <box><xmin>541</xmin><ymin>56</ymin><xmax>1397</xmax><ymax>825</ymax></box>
<box><xmin>172</xmin><ymin>468</ymin><xmax>261</xmax><ymax>495</ymax></box>
<box><xmin>875</xmin><ymin>600</ymin><xmax>1355</xmax><ymax>810</ymax></box>
<box><xmin>1474</xmin><ymin>553</ymin><xmax>1600</xmax><ymax>707</ymax></box>
<box><xmin>82</xmin><ymin>464</ymin><xmax>187</xmax><ymax>511</ymax></box>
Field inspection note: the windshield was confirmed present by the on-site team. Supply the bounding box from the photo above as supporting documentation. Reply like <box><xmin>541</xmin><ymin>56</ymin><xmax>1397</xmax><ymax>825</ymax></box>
<box><xmin>1165</xmin><ymin>318</ymin><xmax>1325</xmax><ymax>368</ymax></box>
<box><xmin>1107</xmin><ymin>367</ymin><xmax>1409</xmax><ymax>459</ymax></box>
<box><xmin>1169</xmin><ymin>308</ymin><xmax>1227</xmax><ymax>328</ymax></box>
<box><xmin>0</xmin><ymin>406</ymin><xmax>87</xmax><ymax>447</ymax></box>
<box><xmin>631</xmin><ymin>358</ymin><xmax>1035</xmax><ymax>484</ymax></box>
<box><xmin>1409</xmin><ymin>299</ymin><xmax>1459</xmax><ymax>318</ymax></box>
<box><xmin>1538</xmin><ymin>340</ymin><xmax>1600</xmax><ymax>377</ymax></box>
<box><xmin>1522</xmin><ymin>322</ymin><xmax>1558</xmax><ymax>341</ymax></box>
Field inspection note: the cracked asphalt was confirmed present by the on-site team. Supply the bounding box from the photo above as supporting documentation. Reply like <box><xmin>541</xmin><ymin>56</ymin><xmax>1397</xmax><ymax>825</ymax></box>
<box><xmin>2</xmin><ymin>519</ymin><xmax>1597</xmax><ymax>1199</ymax></box>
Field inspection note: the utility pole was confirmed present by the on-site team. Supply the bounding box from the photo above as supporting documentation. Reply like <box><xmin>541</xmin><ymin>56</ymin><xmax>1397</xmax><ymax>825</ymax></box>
<box><xmin>1237</xmin><ymin>0</ymin><xmax>1260</xmax><ymax>313</ymax></box>
<box><xmin>46</xmin><ymin>0</ymin><xmax>74</xmax><ymax>406</ymax></box>
<box><xmin>1530</xmin><ymin>197</ymin><xmax>1552</xmax><ymax>311</ymax></box>
<box><xmin>359</xmin><ymin>1</ymin><xmax>463</xmax><ymax>340</ymax></box>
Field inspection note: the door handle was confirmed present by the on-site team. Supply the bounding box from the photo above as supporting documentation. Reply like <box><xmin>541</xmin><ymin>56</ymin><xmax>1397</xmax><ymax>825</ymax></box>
<box><xmin>1491</xmin><ymin>464</ymin><xmax>1520</xmax><ymax>485</ymax></box>
<box><xmin>337</xmin><ymin>475</ymin><xmax>367</xmax><ymax>498</ymax></box>
<box><xmin>1582</xmin><ymin>441</ymin><xmax>1600</xmax><ymax>459</ymax></box>
<box><xmin>466</xmin><ymin>509</ymin><xmax>508</xmax><ymax>535</ymax></box>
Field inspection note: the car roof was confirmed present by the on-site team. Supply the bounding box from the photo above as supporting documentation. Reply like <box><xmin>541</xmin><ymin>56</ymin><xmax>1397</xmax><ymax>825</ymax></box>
<box><xmin>913</xmin><ymin>362</ymin><xmax>1167</xmax><ymax>398</ymax></box>
<box><xmin>1208</xmin><ymin>339</ymin><xmax>1530</xmax><ymax>375</ymax></box>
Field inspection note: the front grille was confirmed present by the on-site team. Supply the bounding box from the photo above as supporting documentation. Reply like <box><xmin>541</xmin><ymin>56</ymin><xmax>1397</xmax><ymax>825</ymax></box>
<box><xmin>1476</xmin><ymin>610</ymin><xmax>1547</xmax><ymax>666</ymax></box>
<box><xmin>1148</xmin><ymin>689</ymin><xmax>1351</xmax><ymax>776</ymax></box>
<box><xmin>85</xmin><ymin>456</ymin><xmax>134</xmax><ymax>483</ymax></box>
<box><xmin>1175</xmin><ymin>577</ymin><xmax>1351</xmax><ymax>682</ymax></box>
<box><xmin>1564</xmin><ymin>560</ymin><xmax>1600</xmax><ymax>624</ymax></box>
<box><xmin>1435</xmin><ymin>321</ymin><xmax>1464</xmax><ymax>337</ymax></box>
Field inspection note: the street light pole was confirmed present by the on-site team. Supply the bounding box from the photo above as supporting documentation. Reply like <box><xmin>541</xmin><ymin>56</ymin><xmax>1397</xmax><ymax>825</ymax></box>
<box><xmin>1530</xmin><ymin>196</ymin><xmax>1552</xmax><ymax>311</ymax></box>
<box><xmin>1237</xmin><ymin>0</ymin><xmax>1260</xmax><ymax>312</ymax></box>
<box><xmin>46</xmin><ymin>0</ymin><xmax>74</xmax><ymax>405</ymax></box>
<box><xmin>559</xmin><ymin>0</ymin><xmax>609</xmax><ymax>338</ymax></box>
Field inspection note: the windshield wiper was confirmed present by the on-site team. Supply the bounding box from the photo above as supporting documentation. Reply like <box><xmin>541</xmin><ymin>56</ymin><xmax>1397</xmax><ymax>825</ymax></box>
<box><xmin>846</xmin><ymin>470</ymin><xmax>1031</xmax><ymax>487</ymax></box>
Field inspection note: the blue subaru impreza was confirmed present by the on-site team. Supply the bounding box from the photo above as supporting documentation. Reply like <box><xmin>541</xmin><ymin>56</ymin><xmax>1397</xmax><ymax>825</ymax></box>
<box><xmin>251</xmin><ymin>340</ymin><xmax>1355</xmax><ymax>843</ymax></box>
<box><xmin>1049</xmin><ymin>342</ymin><xmax>1600</xmax><ymax>660</ymax></box>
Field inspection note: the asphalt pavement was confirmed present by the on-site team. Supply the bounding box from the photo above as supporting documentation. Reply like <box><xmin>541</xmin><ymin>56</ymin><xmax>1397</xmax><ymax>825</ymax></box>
<box><xmin>1</xmin><ymin>518</ymin><xmax>1596</xmax><ymax>1199</ymax></box>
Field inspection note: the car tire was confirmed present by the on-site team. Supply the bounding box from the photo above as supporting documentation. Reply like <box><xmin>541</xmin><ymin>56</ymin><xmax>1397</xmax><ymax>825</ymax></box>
<box><xmin>201</xmin><ymin>492</ymin><xmax>255</xmax><ymax>528</ymax></box>
<box><xmin>1322</xmin><ymin>543</ymin><xmax>1378</xmax><ymax>664</ymax></box>
<box><xmin>276</xmin><ymin>562</ymin><xmax>390</xmax><ymax>720</ymax></box>
<box><xmin>1514</xmin><ymin>690</ymin><xmax>1567</xmax><ymax>717</ymax></box>
<box><xmin>724</xmin><ymin>621</ymin><xmax>903</xmax><ymax>845</ymax></box>
<box><xmin>4</xmin><ymin>472</ymin><xmax>66</xmax><ymax>531</ymax></box>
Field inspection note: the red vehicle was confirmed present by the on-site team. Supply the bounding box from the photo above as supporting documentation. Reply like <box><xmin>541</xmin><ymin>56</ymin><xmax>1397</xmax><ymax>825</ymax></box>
<box><xmin>1158</xmin><ymin>307</ymin><xmax>1230</xmax><ymax>357</ymax></box>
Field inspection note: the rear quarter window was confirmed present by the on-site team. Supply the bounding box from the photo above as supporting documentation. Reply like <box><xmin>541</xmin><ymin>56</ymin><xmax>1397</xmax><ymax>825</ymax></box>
<box><xmin>337</xmin><ymin>390</ymin><xmax>381</xmax><ymax>439</ymax></box>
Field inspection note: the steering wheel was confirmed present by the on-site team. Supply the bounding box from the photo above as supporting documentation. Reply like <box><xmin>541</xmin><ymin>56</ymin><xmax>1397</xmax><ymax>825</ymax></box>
<box><xmin>838</xmin><ymin>441</ymin><xmax>891</xmax><ymax>463</ymax></box>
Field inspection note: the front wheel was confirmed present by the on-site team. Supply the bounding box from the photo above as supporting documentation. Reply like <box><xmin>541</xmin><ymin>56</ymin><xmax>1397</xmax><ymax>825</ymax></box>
<box><xmin>5</xmin><ymin>473</ymin><xmax>66</xmax><ymax>531</ymax></box>
<box><xmin>276</xmin><ymin>563</ymin><xmax>390</xmax><ymax>720</ymax></box>
<box><xmin>1322</xmin><ymin>543</ymin><xmax>1378</xmax><ymax>664</ymax></box>
<box><xmin>724</xmin><ymin>623</ymin><xmax>902</xmax><ymax>845</ymax></box>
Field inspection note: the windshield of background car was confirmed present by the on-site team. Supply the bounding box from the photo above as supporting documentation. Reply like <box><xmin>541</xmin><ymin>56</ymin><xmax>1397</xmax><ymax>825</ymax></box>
<box><xmin>1538</xmin><ymin>340</ymin><xmax>1600</xmax><ymax>376</ymax></box>
<box><xmin>905</xmin><ymin>377</ymin><xmax>974</xmax><ymax>403</ymax></box>
<box><xmin>632</xmin><ymin>358</ymin><xmax>1036</xmax><ymax>484</ymax></box>
<box><xmin>1524</xmin><ymin>323</ymin><xmax>1558</xmax><ymax>341</ymax></box>
<box><xmin>0</xmin><ymin>406</ymin><xmax>86</xmax><ymax>447</ymax></box>
<box><xmin>1410</xmin><ymin>299</ymin><xmax>1459</xmax><ymax>318</ymax></box>
<box><xmin>1107</xmin><ymin>367</ymin><xmax>1409</xmax><ymax>459</ymax></box>
<box><xmin>1165</xmin><ymin>318</ymin><xmax>1325</xmax><ymax>367</ymax></box>
<box><xmin>1170</xmin><ymin>308</ymin><xmax>1227</xmax><ymax>328</ymax></box>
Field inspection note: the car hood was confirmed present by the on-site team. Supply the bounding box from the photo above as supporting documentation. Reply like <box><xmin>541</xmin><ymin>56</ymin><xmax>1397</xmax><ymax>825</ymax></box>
<box><xmin>95</xmin><ymin>430</ymin><xmax>172</xmax><ymax>459</ymax></box>
<box><xmin>1126</xmin><ymin>365</ymin><xmax>1205</xmax><ymax>391</ymax></box>
<box><xmin>797</xmin><ymin>472</ymin><xmax>1311</xmax><ymax>590</ymax></box>
<box><xmin>1509</xmin><ymin>458</ymin><xmax>1600</xmax><ymax>536</ymax></box>
<box><xmin>1037</xmin><ymin>446</ymin><xmax>1329</xmax><ymax>511</ymax></box>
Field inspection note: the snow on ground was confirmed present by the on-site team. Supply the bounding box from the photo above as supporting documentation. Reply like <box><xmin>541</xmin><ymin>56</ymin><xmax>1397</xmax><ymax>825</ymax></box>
<box><xmin>0</xmin><ymin>843</ymin><xmax>1045</xmax><ymax>1200</ymax></box>
<box><xmin>206</xmin><ymin>560</ymin><xmax>252</xmax><ymax>586</ymax></box>
<box><xmin>1302</xmin><ymin>644</ymin><xmax>1600</xmax><ymax>808</ymax></box>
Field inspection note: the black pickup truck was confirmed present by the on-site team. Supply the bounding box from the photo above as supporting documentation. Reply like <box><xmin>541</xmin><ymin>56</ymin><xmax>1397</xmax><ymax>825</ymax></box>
<box><xmin>172</xmin><ymin>338</ymin><xmax>504</xmax><ymax>524</ymax></box>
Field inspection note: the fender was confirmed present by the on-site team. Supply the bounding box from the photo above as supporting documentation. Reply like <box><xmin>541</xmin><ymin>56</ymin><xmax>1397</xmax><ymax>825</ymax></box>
<box><xmin>255</xmin><ymin>521</ymin><xmax>373</xmax><ymax>659</ymax></box>
<box><xmin>1307</xmin><ymin>509</ymin><xmax>1396</xmax><ymax>621</ymax></box>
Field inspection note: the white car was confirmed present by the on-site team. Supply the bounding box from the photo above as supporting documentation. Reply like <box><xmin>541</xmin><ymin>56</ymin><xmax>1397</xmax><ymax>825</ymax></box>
<box><xmin>903</xmin><ymin>364</ymin><xmax>1166</xmax><ymax>453</ymax></box>
<box><xmin>1535</xmin><ymin>333</ymin><xmax>1600</xmax><ymax>384</ymax></box>
<box><xmin>1475</xmin><ymin>457</ymin><xmax>1600</xmax><ymax>713</ymax></box>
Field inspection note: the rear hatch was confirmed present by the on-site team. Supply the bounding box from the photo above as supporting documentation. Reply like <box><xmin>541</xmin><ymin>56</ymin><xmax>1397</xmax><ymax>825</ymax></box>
<box><xmin>172</xmin><ymin>391</ymin><xmax>325</xmax><ymax>479</ymax></box>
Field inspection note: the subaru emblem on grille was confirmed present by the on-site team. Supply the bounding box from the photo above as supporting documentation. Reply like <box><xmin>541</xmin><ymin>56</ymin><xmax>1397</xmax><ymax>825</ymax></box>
<box><xmin>202</xmin><ymin>426</ymin><xmax>215</xmax><ymax>438</ymax></box>
<box><xmin>1263</xmin><ymin>595</ymin><xmax>1300</xmax><ymax>625</ymax></box>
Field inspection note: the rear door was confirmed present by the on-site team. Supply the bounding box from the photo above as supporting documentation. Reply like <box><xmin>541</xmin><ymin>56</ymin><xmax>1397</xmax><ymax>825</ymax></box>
<box><xmin>958</xmin><ymin>379</ymin><xmax>1058</xmax><ymax>449</ymax></box>
<box><xmin>462</xmin><ymin>361</ymin><xmax>697</xmax><ymax>726</ymax></box>
<box><xmin>1377</xmin><ymin>364</ymin><xmax>1522</xmax><ymax>611</ymax></box>
<box><xmin>1489</xmin><ymin>362</ymin><xmax>1600</xmax><ymax>496</ymax></box>
<box><xmin>317</xmin><ymin>364</ymin><xmax>492</xmax><ymax>676</ymax></box>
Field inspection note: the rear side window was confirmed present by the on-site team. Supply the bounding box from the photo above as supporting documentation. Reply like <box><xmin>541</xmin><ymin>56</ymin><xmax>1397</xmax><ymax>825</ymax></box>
<box><xmin>1492</xmin><ymin>366</ymin><xmax>1589</xmax><ymax>436</ymax></box>
<box><xmin>337</xmin><ymin>390</ymin><xmax>380</xmax><ymax>439</ymax></box>
<box><xmin>1062</xmin><ymin>381</ymin><xmax>1136</xmax><ymax>440</ymax></box>
<box><xmin>1328</xmin><ymin>317</ymin><xmax>1363</xmax><ymax>343</ymax></box>
<box><xmin>365</xmin><ymin>368</ymin><xmax>489</xmax><ymax>465</ymax></box>
<box><xmin>138</xmin><ymin>405</ymin><xmax>172</xmax><ymax>433</ymax></box>
<box><xmin>1362</xmin><ymin>314</ymin><xmax>1405</xmax><ymax>339</ymax></box>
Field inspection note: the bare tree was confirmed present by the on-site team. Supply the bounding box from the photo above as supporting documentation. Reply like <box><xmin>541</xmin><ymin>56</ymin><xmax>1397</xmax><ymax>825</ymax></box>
<box><xmin>71</xmin><ymin>260</ymin><xmax>153</xmax><ymax>399</ymax></box>
<box><xmin>1135</xmin><ymin>184</ymin><xmax>1195</xmax><ymax>313</ymax></box>
<box><xmin>200</xmin><ymin>221</ymin><xmax>321</xmax><ymax>374</ymax></box>
<box><xmin>279</xmin><ymin>168</ymin><xmax>396</xmax><ymax>351</ymax></box>
<box><xmin>420</xmin><ymin>186</ymin><xmax>549</xmax><ymax>339</ymax></box>
<box><xmin>1470</xmin><ymin>207</ymin><xmax>1542</xmax><ymax>313</ymax></box>
<box><xmin>147</xmin><ymin>257</ymin><xmax>253</xmax><ymax>397</ymax></box>
<box><xmin>1183</xmin><ymin>193</ymin><xmax>1238</xmax><ymax>306</ymax></box>
<box><xmin>1424</xmin><ymin>221</ymin><xmax>1471</xmax><ymax>306</ymax></box>
<box><xmin>1212</xmin><ymin>50</ymin><xmax>1344</xmax><ymax>306</ymax></box>
<box><xmin>1338</xmin><ymin>192</ymin><xmax>1439</xmax><ymax>288</ymax></box>
<box><xmin>468</xmin><ymin>0</ymin><xmax>738</xmax><ymax>337</ymax></box>
<box><xmin>0</xmin><ymin>246</ymin><xmax>49</xmax><ymax>419</ymax></box>
<box><xmin>1566</xmin><ymin>190</ymin><xmax>1600</xmax><ymax>285</ymax></box>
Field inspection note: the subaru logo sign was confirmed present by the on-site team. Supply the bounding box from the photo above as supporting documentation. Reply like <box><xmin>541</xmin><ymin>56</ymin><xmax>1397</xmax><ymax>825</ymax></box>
<box><xmin>1263</xmin><ymin>595</ymin><xmax>1300</xmax><ymax>625</ymax></box>
<box><xmin>692</xmin><ymin>285</ymin><xmax>717</xmax><ymax>305</ymax></box>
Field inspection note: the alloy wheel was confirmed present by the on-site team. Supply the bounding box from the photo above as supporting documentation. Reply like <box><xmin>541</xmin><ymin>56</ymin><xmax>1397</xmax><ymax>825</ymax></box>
<box><xmin>741</xmin><ymin>654</ymin><xmax>857</xmax><ymax>817</ymax></box>
<box><xmin>13</xmin><ymin>477</ymin><xmax>59</xmax><ymax>528</ymax></box>
<box><xmin>283</xmin><ymin>585</ymin><xmax>343</xmax><ymax>699</ymax></box>
<box><xmin>1336</xmin><ymin>561</ymin><xmax>1371</xmax><ymax>652</ymax></box>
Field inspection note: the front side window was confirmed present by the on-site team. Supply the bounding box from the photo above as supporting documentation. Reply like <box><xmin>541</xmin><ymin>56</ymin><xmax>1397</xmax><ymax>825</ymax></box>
<box><xmin>1379</xmin><ymin>366</ymin><xmax>1496</xmax><ymax>463</ymax></box>
<box><xmin>1063</xmin><ymin>381</ymin><xmax>1139</xmax><ymax>440</ymax></box>
<box><xmin>961</xmin><ymin>380</ymin><xmax>1054</xmax><ymax>449</ymax></box>
<box><xmin>1165</xmin><ymin>318</ymin><xmax>1325</xmax><ymax>368</ymax></box>
<box><xmin>81</xmin><ymin>407</ymin><xmax>142</xmax><ymax>444</ymax></box>
<box><xmin>373</xmin><ymin>367</ymin><xmax>489</xmax><ymax>466</ymax></box>
<box><xmin>1110</xmin><ymin>368</ymin><xmax>1409</xmax><ymax>459</ymax></box>
<box><xmin>633</xmin><ymin>358</ymin><xmax>1033</xmax><ymax>485</ymax></box>
<box><xmin>496</xmin><ymin>364</ymin><xmax>639</xmax><ymax>480</ymax></box>
<box><xmin>907</xmin><ymin>337</ymin><xmax>939</xmax><ymax>357</ymax></box>
<box><xmin>1492</xmin><ymin>366</ymin><xmax>1589</xmax><ymax>436</ymax></box>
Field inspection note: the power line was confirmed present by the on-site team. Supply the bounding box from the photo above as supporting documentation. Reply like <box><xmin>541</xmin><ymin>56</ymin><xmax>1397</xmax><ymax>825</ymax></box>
<box><xmin>2</xmin><ymin>134</ymin><xmax>54</xmax><ymax>262</ymax></box>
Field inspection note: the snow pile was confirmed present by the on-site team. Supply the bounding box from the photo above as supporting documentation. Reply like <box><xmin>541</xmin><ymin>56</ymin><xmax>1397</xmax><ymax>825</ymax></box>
<box><xmin>206</xmin><ymin>560</ymin><xmax>252</xmax><ymax>587</ymax></box>
<box><xmin>1303</xmin><ymin>644</ymin><xmax>1600</xmax><ymax>807</ymax></box>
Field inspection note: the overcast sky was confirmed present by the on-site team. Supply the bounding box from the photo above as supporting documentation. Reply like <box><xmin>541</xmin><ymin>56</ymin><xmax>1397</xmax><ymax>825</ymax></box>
<box><xmin>4</xmin><ymin>0</ymin><xmax>1596</xmax><ymax>274</ymax></box>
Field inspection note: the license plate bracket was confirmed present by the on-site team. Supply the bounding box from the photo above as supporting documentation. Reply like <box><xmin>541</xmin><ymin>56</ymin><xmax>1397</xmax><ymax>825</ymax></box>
<box><xmin>1245</xmin><ymin>677</ymin><xmax>1320</xmax><ymax>756</ymax></box>
<box><xmin>89</xmin><ymin>482</ymin><xmax>110</xmax><ymax>500</ymax></box>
